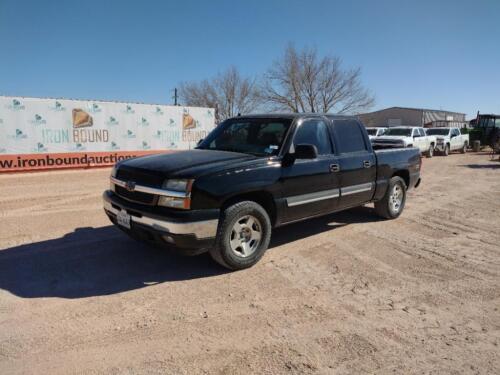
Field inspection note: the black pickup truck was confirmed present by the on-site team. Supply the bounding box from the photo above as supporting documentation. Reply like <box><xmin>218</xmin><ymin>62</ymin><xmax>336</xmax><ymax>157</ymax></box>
<box><xmin>103</xmin><ymin>114</ymin><xmax>421</xmax><ymax>270</ymax></box>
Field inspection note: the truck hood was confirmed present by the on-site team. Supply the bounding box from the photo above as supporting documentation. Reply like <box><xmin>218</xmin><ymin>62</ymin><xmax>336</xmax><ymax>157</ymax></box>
<box><xmin>117</xmin><ymin>149</ymin><xmax>259</xmax><ymax>180</ymax></box>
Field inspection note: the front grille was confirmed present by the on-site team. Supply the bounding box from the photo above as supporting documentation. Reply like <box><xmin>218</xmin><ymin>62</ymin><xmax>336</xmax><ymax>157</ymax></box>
<box><xmin>115</xmin><ymin>185</ymin><xmax>156</xmax><ymax>205</ymax></box>
<box><xmin>374</xmin><ymin>140</ymin><xmax>402</xmax><ymax>144</ymax></box>
<box><xmin>116</xmin><ymin>168</ymin><xmax>163</xmax><ymax>187</ymax></box>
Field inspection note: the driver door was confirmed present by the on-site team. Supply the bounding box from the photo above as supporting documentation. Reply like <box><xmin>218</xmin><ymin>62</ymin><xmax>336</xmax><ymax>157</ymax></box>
<box><xmin>412</xmin><ymin>128</ymin><xmax>425</xmax><ymax>151</ymax></box>
<box><xmin>280</xmin><ymin>118</ymin><xmax>341</xmax><ymax>223</ymax></box>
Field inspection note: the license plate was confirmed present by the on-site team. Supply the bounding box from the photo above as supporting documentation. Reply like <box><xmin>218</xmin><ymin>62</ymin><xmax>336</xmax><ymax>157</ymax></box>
<box><xmin>116</xmin><ymin>210</ymin><xmax>131</xmax><ymax>229</ymax></box>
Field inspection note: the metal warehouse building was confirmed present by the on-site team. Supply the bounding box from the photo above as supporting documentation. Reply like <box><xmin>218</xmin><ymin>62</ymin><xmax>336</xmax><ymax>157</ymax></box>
<box><xmin>358</xmin><ymin>107</ymin><xmax>467</xmax><ymax>128</ymax></box>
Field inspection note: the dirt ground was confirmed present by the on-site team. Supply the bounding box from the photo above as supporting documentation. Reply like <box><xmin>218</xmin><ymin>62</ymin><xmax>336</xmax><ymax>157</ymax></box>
<box><xmin>0</xmin><ymin>152</ymin><xmax>499</xmax><ymax>374</ymax></box>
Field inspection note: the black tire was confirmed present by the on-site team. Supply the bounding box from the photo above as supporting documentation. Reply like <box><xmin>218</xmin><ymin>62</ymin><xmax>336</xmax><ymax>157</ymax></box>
<box><xmin>426</xmin><ymin>144</ymin><xmax>434</xmax><ymax>158</ymax></box>
<box><xmin>460</xmin><ymin>143</ymin><xmax>467</xmax><ymax>154</ymax></box>
<box><xmin>443</xmin><ymin>144</ymin><xmax>449</xmax><ymax>156</ymax></box>
<box><xmin>210</xmin><ymin>201</ymin><xmax>271</xmax><ymax>270</ymax></box>
<box><xmin>374</xmin><ymin>176</ymin><xmax>407</xmax><ymax>219</ymax></box>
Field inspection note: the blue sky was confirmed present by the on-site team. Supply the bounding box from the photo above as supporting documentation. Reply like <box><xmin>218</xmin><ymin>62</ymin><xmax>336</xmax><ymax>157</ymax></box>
<box><xmin>1</xmin><ymin>0</ymin><xmax>498</xmax><ymax>119</ymax></box>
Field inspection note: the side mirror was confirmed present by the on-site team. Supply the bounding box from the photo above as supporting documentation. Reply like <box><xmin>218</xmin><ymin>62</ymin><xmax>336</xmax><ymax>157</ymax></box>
<box><xmin>294</xmin><ymin>144</ymin><xmax>318</xmax><ymax>159</ymax></box>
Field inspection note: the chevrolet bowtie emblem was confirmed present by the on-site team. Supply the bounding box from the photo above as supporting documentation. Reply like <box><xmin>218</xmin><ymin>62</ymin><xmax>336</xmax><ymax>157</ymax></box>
<box><xmin>125</xmin><ymin>180</ymin><xmax>136</xmax><ymax>192</ymax></box>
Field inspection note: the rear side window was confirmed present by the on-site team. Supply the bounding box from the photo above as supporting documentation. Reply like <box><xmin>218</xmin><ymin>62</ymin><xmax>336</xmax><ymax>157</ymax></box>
<box><xmin>293</xmin><ymin>120</ymin><xmax>332</xmax><ymax>155</ymax></box>
<box><xmin>333</xmin><ymin>120</ymin><xmax>367</xmax><ymax>154</ymax></box>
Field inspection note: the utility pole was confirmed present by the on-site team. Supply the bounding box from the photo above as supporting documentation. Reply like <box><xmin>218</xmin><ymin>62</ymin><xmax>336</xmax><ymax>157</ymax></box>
<box><xmin>172</xmin><ymin>88</ymin><xmax>178</xmax><ymax>106</ymax></box>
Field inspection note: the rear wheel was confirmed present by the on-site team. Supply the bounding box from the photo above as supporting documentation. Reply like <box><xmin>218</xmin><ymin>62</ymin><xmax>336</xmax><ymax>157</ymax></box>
<box><xmin>374</xmin><ymin>176</ymin><xmax>407</xmax><ymax>219</ymax></box>
<box><xmin>210</xmin><ymin>201</ymin><xmax>271</xmax><ymax>270</ymax></box>
<box><xmin>460</xmin><ymin>143</ymin><xmax>467</xmax><ymax>154</ymax></box>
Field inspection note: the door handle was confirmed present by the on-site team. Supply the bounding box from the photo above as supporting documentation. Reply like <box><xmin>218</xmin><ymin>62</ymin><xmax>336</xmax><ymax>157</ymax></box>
<box><xmin>363</xmin><ymin>160</ymin><xmax>371</xmax><ymax>168</ymax></box>
<box><xmin>330</xmin><ymin>164</ymin><xmax>340</xmax><ymax>172</ymax></box>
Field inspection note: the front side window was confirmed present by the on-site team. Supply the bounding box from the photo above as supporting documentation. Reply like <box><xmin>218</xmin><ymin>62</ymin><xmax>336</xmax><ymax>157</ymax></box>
<box><xmin>333</xmin><ymin>120</ymin><xmax>367</xmax><ymax>154</ymax></box>
<box><xmin>293</xmin><ymin>120</ymin><xmax>332</xmax><ymax>155</ymax></box>
<box><xmin>198</xmin><ymin>118</ymin><xmax>292</xmax><ymax>156</ymax></box>
<box><xmin>426</xmin><ymin>128</ymin><xmax>450</xmax><ymax>136</ymax></box>
<box><xmin>412</xmin><ymin>129</ymin><xmax>420</xmax><ymax>137</ymax></box>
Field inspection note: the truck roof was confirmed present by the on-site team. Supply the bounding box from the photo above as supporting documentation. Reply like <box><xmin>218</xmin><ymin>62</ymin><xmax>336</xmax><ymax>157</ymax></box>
<box><xmin>228</xmin><ymin>113</ymin><xmax>356</xmax><ymax>121</ymax></box>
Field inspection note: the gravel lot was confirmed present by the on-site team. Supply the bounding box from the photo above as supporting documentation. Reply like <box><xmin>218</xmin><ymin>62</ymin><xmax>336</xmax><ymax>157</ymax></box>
<box><xmin>0</xmin><ymin>152</ymin><xmax>499</xmax><ymax>374</ymax></box>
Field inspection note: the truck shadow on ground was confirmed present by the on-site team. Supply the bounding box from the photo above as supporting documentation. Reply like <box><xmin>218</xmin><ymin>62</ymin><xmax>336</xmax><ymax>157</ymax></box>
<box><xmin>0</xmin><ymin>206</ymin><xmax>379</xmax><ymax>299</ymax></box>
<box><xmin>461</xmin><ymin>162</ymin><xmax>500</xmax><ymax>169</ymax></box>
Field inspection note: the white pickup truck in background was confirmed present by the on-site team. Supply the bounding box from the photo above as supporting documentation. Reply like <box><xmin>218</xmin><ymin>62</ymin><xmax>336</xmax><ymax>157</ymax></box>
<box><xmin>366</xmin><ymin>127</ymin><xmax>387</xmax><ymax>140</ymax></box>
<box><xmin>371</xmin><ymin>126</ymin><xmax>437</xmax><ymax>157</ymax></box>
<box><xmin>425</xmin><ymin>127</ymin><xmax>469</xmax><ymax>156</ymax></box>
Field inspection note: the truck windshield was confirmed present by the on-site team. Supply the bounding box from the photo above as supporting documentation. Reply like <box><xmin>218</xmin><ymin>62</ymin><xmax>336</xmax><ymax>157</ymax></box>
<box><xmin>426</xmin><ymin>128</ymin><xmax>450</xmax><ymax>135</ymax></box>
<box><xmin>197</xmin><ymin>118</ymin><xmax>292</xmax><ymax>156</ymax></box>
<box><xmin>385</xmin><ymin>128</ymin><xmax>412</xmax><ymax>136</ymax></box>
<box><xmin>366</xmin><ymin>129</ymin><xmax>377</xmax><ymax>136</ymax></box>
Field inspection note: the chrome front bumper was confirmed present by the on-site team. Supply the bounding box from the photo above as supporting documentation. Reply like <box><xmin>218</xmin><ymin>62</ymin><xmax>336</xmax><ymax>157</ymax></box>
<box><xmin>103</xmin><ymin>194</ymin><xmax>218</xmax><ymax>240</ymax></box>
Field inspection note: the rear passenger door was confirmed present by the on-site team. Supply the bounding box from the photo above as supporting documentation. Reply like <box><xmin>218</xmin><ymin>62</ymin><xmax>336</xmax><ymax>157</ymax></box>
<box><xmin>280</xmin><ymin>118</ymin><xmax>340</xmax><ymax>222</ymax></box>
<box><xmin>331</xmin><ymin>119</ymin><xmax>376</xmax><ymax>209</ymax></box>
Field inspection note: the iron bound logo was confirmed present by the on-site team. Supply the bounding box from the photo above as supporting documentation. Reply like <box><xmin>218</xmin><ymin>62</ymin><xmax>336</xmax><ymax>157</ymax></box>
<box><xmin>72</xmin><ymin>108</ymin><xmax>109</xmax><ymax>143</ymax></box>
<box><xmin>34</xmin><ymin>142</ymin><xmax>48</xmax><ymax>152</ymax></box>
<box><xmin>106</xmin><ymin>116</ymin><xmax>119</xmax><ymax>126</ymax></box>
<box><xmin>50</xmin><ymin>101</ymin><xmax>66</xmax><ymax>111</ymax></box>
<box><xmin>87</xmin><ymin>103</ymin><xmax>102</xmax><ymax>113</ymax></box>
<box><xmin>124</xmin><ymin>105</ymin><xmax>135</xmax><ymax>114</ymax></box>
<box><xmin>123</xmin><ymin>130</ymin><xmax>136</xmax><ymax>139</ymax></box>
<box><xmin>7</xmin><ymin>99</ymin><xmax>25</xmax><ymax>111</ymax></box>
<box><xmin>31</xmin><ymin>114</ymin><xmax>47</xmax><ymax>125</ymax></box>
<box><xmin>72</xmin><ymin>109</ymin><xmax>93</xmax><ymax>128</ymax></box>
<box><xmin>8</xmin><ymin>129</ymin><xmax>28</xmax><ymax>139</ymax></box>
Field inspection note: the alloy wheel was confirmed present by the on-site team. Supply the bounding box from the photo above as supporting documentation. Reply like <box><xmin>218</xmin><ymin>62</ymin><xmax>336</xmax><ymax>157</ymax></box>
<box><xmin>229</xmin><ymin>215</ymin><xmax>262</xmax><ymax>258</ymax></box>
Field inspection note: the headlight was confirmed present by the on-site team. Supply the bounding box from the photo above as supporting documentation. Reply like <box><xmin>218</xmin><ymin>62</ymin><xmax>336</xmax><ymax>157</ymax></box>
<box><xmin>162</xmin><ymin>179</ymin><xmax>191</xmax><ymax>192</ymax></box>
<box><xmin>110</xmin><ymin>165</ymin><xmax>118</xmax><ymax>191</ymax></box>
<box><xmin>158</xmin><ymin>179</ymin><xmax>194</xmax><ymax>209</ymax></box>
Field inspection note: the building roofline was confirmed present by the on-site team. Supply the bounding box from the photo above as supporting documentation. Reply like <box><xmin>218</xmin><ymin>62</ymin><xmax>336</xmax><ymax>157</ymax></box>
<box><xmin>360</xmin><ymin>106</ymin><xmax>465</xmax><ymax>116</ymax></box>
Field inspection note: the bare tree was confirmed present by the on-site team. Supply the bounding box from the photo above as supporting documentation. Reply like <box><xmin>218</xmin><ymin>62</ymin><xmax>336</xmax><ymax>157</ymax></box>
<box><xmin>263</xmin><ymin>45</ymin><xmax>374</xmax><ymax>114</ymax></box>
<box><xmin>179</xmin><ymin>67</ymin><xmax>262</xmax><ymax>122</ymax></box>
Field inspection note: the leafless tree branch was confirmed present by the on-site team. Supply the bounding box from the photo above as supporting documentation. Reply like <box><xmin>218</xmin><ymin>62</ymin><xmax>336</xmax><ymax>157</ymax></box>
<box><xmin>179</xmin><ymin>66</ymin><xmax>262</xmax><ymax>122</ymax></box>
<box><xmin>262</xmin><ymin>45</ymin><xmax>375</xmax><ymax>114</ymax></box>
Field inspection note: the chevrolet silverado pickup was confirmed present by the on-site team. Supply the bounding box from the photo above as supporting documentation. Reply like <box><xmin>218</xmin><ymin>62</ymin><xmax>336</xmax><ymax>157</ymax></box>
<box><xmin>372</xmin><ymin>126</ymin><xmax>436</xmax><ymax>157</ymax></box>
<box><xmin>425</xmin><ymin>127</ymin><xmax>469</xmax><ymax>156</ymax></box>
<box><xmin>103</xmin><ymin>114</ymin><xmax>421</xmax><ymax>270</ymax></box>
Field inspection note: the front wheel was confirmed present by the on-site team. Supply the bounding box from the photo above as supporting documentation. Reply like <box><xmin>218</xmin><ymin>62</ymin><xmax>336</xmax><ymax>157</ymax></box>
<box><xmin>374</xmin><ymin>176</ymin><xmax>407</xmax><ymax>219</ymax></box>
<box><xmin>210</xmin><ymin>201</ymin><xmax>271</xmax><ymax>270</ymax></box>
<box><xmin>426</xmin><ymin>144</ymin><xmax>434</xmax><ymax>158</ymax></box>
<box><xmin>443</xmin><ymin>144</ymin><xmax>449</xmax><ymax>156</ymax></box>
